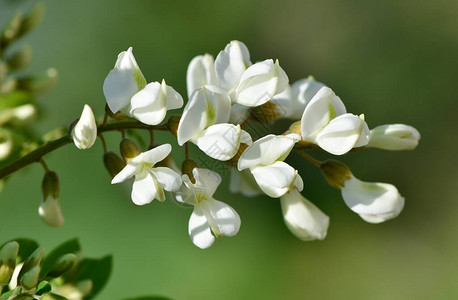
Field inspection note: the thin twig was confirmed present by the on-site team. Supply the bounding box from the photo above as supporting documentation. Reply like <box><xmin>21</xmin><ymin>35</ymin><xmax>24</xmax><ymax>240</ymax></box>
<box><xmin>39</xmin><ymin>158</ymin><xmax>50</xmax><ymax>172</ymax></box>
<box><xmin>99</xmin><ymin>133</ymin><xmax>108</xmax><ymax>153</ymax></box>
<box><xmin>294</xmin><ymin>149</ymin><xmax>322</xmax><ymax>167</ymax></box>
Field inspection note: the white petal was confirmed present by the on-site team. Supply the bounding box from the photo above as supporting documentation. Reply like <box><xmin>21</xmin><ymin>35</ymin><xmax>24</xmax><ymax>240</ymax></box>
<box><xmin>354</xmin><ymin>117</ymin><xmax>371</xmax><ymax>148</ymax></box>
<box><xmin>111</xmin><ymin>160</ymin><xmax>142</xmax><ymax>184</ymax></box>
<box><xmin>203</xmin><ymin>85</ymin><xmax>232</xmax><ymax>124</ymax></box>
<box><xmin>280</xmin><ymin>189</ymin><xmax>329</xmax><ymax>241</ymax></box>
<box><xmin>250</xmin><ymin>161</ymin><xmax>298</xmax><ymax>198</ymax></box>
<box><xmin>300</xmin><ymin>86</ymin><xmax>347</xmax><ymax>141</ymax></box>
<box><xmin>186</xmin><ymin>54</ymin><xmax>218</xmax><ymax>97</ymax></box>
<box><xmin>341</xmin><ymin>176</ymin><xmax>405</xmax><ymax>223</ymax></box>
<box><xmin>228</xmin><ymin>103</ymin><xmax>250</xmax><ymax>124</ymax></box>
<box><xmin>316</xmin><ymin>113</ymin><xmax>364</xmax><ymax>155</ymax></box>
<box><xmin>215</xmin><ymin>40</ymin><xmax>251</xmax><ymax>93</ymax></box>
<box><xmin>72</xmin><ymin>104</ymin><xmax>97</xmax><ymax>150</ymax></box>
<box><xmin>189</xmin><ymin>206</ymin><xmax>215</xmax><ymax>249</ymax></box>
<box><xmin>205</xmin><ymin>198</ymin><xmax>241</xmax><ymax>237</ymax></box>
<box><xmin>195</xmin><ymin>124</ymin><xmax>241</xmax><ymax>161</ymax></box>
<box><xmin>271</xmin><ymin>85</ymin><xmax>293</xmax><ymax>118</ymax></box>
<box><xmin>103</xmin><ymin>48</ymin><xmax>146</xmax><ymax>114</ymax></box>
<box><xmin>229</xmin><ymin>169</ymin><xmax>263</xmax><ymax>197</ymax></box>
<box><xmin>237</xmin><ymin>134</ymin><xmax>297</xmax><ymax>170</ymax></box>
<box><xmin>141</xmin><ymin>144</ymin><xmax>172</xmax><ymax>165</ymax></box>
<box><xmin>192</xmin><ymin>168</ymin><xmax>221</xmax><ymax>198</ymax></box>
<box><xmin>131</xmin><ymin>172</ymin><xmax>158</xmax><ymax>205</ymax></box>
<box><xmin>130</xmin><ymin>82</ymin><xmax>166</xmax><ymax>125</ymax></box>
<box><xmin>39</xmin><ymin>196</ymin><xmax>64</xmax><ymax>227</ymax></box>
<box><xmin>367</xmin><ymin>124</ymin><xmax>421</xmax><ymax>150</ymax></box>
<box><xmin>235</xmin><ymin>59</ymin><xmax>288</xmax><ymax>107</ymax></box>
<box><xmin>175</xmin><ymin>175</ymin><xmax>197</xmax><ymax>205</ymax></box>
<box><xmin>151</xmin><ymin>167</ymin><xmax>182</xmax><ymax>192</ymax></box>
<box><xmin>177</xmin><ymin>88</ymin><xmax>208</xmax><ymax>145</ymax></box>
<box><xmin>289</xmin><ymin>77</ymin><xmax>326</xmax><ymax>120</ymax></box>
<box><xmin>164</xmin><ymin>83</ymin><xmax>184</xmax><ymax>110</ymax></box>
<box><xmin>240</xmin><ymin>130</ymin><xmax>253</xmax><ymax>145</ymax></box>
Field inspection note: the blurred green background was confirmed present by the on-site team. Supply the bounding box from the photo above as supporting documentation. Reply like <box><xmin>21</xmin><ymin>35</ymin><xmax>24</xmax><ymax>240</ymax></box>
<box><xmin>1</xmin><ymin>0</ymin><xmax>457</xmax><ymax>299</ymax></box>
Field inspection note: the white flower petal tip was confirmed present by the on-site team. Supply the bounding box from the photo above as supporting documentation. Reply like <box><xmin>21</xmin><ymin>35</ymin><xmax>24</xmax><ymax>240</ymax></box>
<box><xmin>111</xmin><ymin>144</ymin><xmax>181</xmax><ymax>205</ymax></box>
<box><xmin>103</xmin><ymin>47</ymin><xmax>146</xmax><ymax>114</ymax></box>
<box><xmin>39</xmin><ymin>197</ymin><xmax>64</xmax><ymax>227</ymax></box>
<box><xmin>341</xmin><ymin>176</ymin><xmax>405</xmax><ymax>223</ymax></box>
<box><xmin>250</xmin><ymin>161</ymin><xmax>302</xmax><ymax>198</ymax></box>
<box><xmin>195</xmin><ymin>123</ymin><xmax>242</xmax><ymax>161</ymax></box>
<box><xmin>72</xmin><ymin>104</ymin><xmax>97</xmax><ymax>150</ymax></box>
<box><xmin>181</xmin><ymin>168</ymin><xmax>240</xmax><ymax>249</ymax></box>
<box><xmin>186</xmin><ymin>54</ymin><xmax>218</xmax><ymax>97</ymax></box>
<box><xmin>237</xmin><ymin>134</ymin><xmax>298</xmax><ymax>171</ymax></box>
<box><xmin>130</xmin><ymin>81</ymin><xmax>183</xmax><ymax>125</ymax></box>
<box><xmin>368</xmin><ymin>124</ymin><xmax>420</xmax><ymax>151</ymax></box>
<box><xmin>281</xmin><ymin>189</ymin><xmax>329</xmax><ymax>241</ymax></box>
<box><xmin>235</xmin><ymin>59</ymin><xmax>289</xmax><ymax>107</ymax></box>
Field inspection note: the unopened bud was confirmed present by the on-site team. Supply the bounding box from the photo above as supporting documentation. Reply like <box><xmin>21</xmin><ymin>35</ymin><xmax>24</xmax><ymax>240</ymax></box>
<box><xmin>249</xmin><ymin>101</ymin><xmax>283</xmax><ymax>124</ymax></box>
<box><xmin>0</xmin><ymin>12</ymin><xmax>23</xmax><ymax>48</ymax></box>
<box><xmin>17</xmin><ymin>68</ymin><xmax>58</xmax><ymax>96</ymax></box>
<box><xmin>320</xmin><ymin>160</ymin><xmax>352</xmax><ymax>189</ymax></box>
<box><xmin>40</xmin><ymin>172</ymin><xmax>64</xmax><ymax>227</ymax></box>
<box><xmin>21</xmin><ymin>265</ymin><xmax>40</xmax><ymax>290</ymax></box>
<box><xmin>11</xmin><ymin>295</ymin><xmax>34</xmax><ymax>300</ymax></box>
<box><xmin>120</xmin><ymin>138</ymin><xmax>141</xmax><ymax>163</ymax></box>
<box><xmin>167</xmin><ymin>115</ymin><xmax>181</xmax><ymax>137</ymax></box>
<box><xmin>76</xmin><ymin>279</ymin><xmax>93</xmax><ymax>297</ymax></box>
<box><xmin>224</xmin><ymin>143</ymin><xmax>249</xmax><ymax>168</ymax></box>
<box><xmin>155</xmin><ymin>153</ymin><xmax>180</xmax><ymax>174</ymax></box>
<box><xmin>7</xmin><ymin>46</ymin><xmax>33</xmax><ymax>70</ymax></box>
<box><xmin>103</xmin><ymin>151</ymin><xmax>125</xmax><ymax>178</ymax></box>
<box><xmin>288</xmin><ymin>121</ymin><xmax>302</xmax><ymax>136</ymax></box>
<box><xmin>0</xmin><ymin>241</ymin><xmax>19</xmax><ymax>285</ymax></box>
<box><xmin>47</xmin><ymin>253</ymin><xmax>76</xmax><ymax>278</ymax></box>
<box><xmin>19</xmin><ymin>3</ymin><xmax>45</xmax><ymax>37</ymax></box>
<box><xmin>18</xmin><ymin>247</ymin><xmax>44</xmax><ymax>286</ymax></box>
<box><xmin>182</xmin><ymin>159</ymin><xmax>199</xmax><ymax>183</ymax></box>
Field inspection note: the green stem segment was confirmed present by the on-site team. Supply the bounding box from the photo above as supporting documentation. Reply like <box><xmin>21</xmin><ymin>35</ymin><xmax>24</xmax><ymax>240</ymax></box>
<box><xmin>0</xmin><ymin>120</ymin><xmax>169</xmax><ymax>179</ymax></box>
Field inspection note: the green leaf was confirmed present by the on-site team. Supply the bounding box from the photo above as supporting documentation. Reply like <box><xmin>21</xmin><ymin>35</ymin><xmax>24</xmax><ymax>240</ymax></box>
<box><xmin>40</xmin><ymin>239</ymin><xmax>81</xmax><ymax>279</ymax></box>
<box><xmin>0</xmin><ymin>91</ymin><xmax>33</xmax><ymax>111</ymax></box>
<box><xmin>69</xmin><ymin>255</ymin><xmax>112</xmax><ymax>299</ymax></box>
<box><xmin>0</xmin><ymin>289</ymin><xmax>14</xmax><ymax>300</ymax></box>
<box><xmin>0</xmin><ymin>239</ymin><xmax>39</xmax><ymax>263</ymax></box>
<box><xmin>36</xmin><ymin>280</ymin><xmax>52</xmax><ymax>296</ymax></box>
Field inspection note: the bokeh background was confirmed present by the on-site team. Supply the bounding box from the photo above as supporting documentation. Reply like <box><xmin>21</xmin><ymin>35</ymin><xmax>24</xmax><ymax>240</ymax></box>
<box><xmin>1</xmin><ymin>0</ymin><xmax>457</xmax><ymax>299</ymax></box>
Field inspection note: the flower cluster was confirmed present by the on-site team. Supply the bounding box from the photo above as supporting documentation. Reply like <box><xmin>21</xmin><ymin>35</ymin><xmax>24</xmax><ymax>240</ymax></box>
<box><xmin>57</xmin><ymin>41</ymin><xmax>420</xmax><ymax>248</ymax></box>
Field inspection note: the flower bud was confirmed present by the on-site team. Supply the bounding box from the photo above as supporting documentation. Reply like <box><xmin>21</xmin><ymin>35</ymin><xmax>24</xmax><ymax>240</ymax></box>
<box><xmin>103</xmin><ymin>151</ymin><xmax>125</xmax><ymax>178</ymax></box>
<box><xmin>7</xmin><ymin>45</ymin><xmax>33</xmax><ymax>71</ymax></box>
<box><xmin>280</xmin><ymin>188</ymin><xmax>329</xmax><ymax>241</ymax></box>
<box><xmin>368</xmin><ymin>124</ymin><xmax>420</xmax><ymax>151</ymax></box>
<box><xmin>39</xmin><ymin>171</ymin><xmax>64</xmax><ymax>227</ymax></box>
<box><xmin>11</xmin><ymin>295</ymin><xmax>34</xmax><ymax>300</ymax></box>
<box><xmin>120</xmin><ymin>138</ymin><xmax>141</xmax><ymax>163</ymax></box>
<box><xmin>167</xmin><ymin>115</ymin><xmax>181</xmax><ymax>137</ymax></box>
<box><xmin>182</xmin><ymin>159</ymin><xmax>199</xmax><ymax>183</ymax></box>
<box><xmin>0</xmin><ymin>241</ymin><xmax>19</xmax><ymax>286</ymax></box>
<box><xmin>249</xmin><ymin>101</ymin><xmax>283</xmax><ymax>124</ymax></box>
<box><xmin>320</xmin><ymin>160</ymin><xmax>352</xmax><ymax>189</ymax></box>
<box><xmin>0</xmin><ymin>12</ymin><xmax>23</xmax><ymax>48</ymax></box>
<box><xmin>18</xmin><ymin>247</ymin><xmax>44</xmax><ymax>286</ymax></box>
<box><xmin>71</xmin><ymin>104</ymin><xmax>97</xmax><ymax>150</ymax></box>
<box><xmin>47</xmin><ymin>253</ymin><xmax>77</xmax><ymax>278</ymax></box>
<box><xmin>19</xmin><ymin>3</ymin><xmax>45</xmax><ymax>37</ymax></box>
<box><xmin>20</xmin><ymin>265</ymin><xmax>40</xmax><ymax>290</ymax></box>
<box><xmin>17</xmin><ymin>68</ymin><xmax>58</xmax><ymax>96</ymax></box>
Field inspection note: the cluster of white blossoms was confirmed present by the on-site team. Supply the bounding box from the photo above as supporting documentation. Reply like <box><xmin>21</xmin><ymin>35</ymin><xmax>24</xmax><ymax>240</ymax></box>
<box><xmin>62</xmin><ymin>41</ymin><xmax>420</xmax><ymax>248</ymax></box>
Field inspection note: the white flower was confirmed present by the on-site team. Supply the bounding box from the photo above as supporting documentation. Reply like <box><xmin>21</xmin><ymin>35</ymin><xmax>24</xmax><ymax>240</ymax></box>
<box><xmin>367</xmin><ymin>124</ymin><xmax>420</xmax><ymax>150</ymax></box>
<box><xmin>177</xmin><ymin>85</ymin><xmax>251</xmax><ymax>160</ymax></box>
<box><xmin>111</xmin><ymin>144</ymin><xmax>182</xmax><ymax>205</ymax></box>
<box><xmin>129</xmin><ymin>79</ymin><xmax>183</xmax><ymax>125</ymax></box>
<box><xmin>177</xmin><ymin>168</ymin><xmax>241</xmax><ymax>249</ymax></box>
<box><xmin>280</xmin><ymin>188</ymin><xmax>329</xmax><ymax>241</ymax></box>
<box><xmin>103</xmin><ymin>47</ymin><xmax>146</xmax><ymax>115</ymax></box>
<box><xmin>71</xmin><ymin>104</ymin><xmax>97</xmax><ymax>150</ymax></box>
<box><xmin>341</xmin><ymin>176</ymin><xmax>405</xmax><ymax>223</ymax></box>
<box><xmin>272</xmin><ymin>77</ymin><xmax>326</xmax><ymax>120</ymax></box>
<box><xmin>300</xmin><ymin>87</ymin><xmax>371</xmax><ymax>155</ymax></box>
<box><xmin>214</xmin><ymin>40</ymin><xmax>288</xmax><ymax>107</ymax></box>
<box><xmin>238</xmin><ymin>134</ymin><xmax>303</xmax><ymax>198</ymax></box>
<box><xmin>186</xmin><ymin>54</ymin><xmax>218</xmax><ymax>98</ymax></box>
<box><xmin>39</xmin><ymin>172</ymin><xmax>64</xmax><ymax>227</ymax></box>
